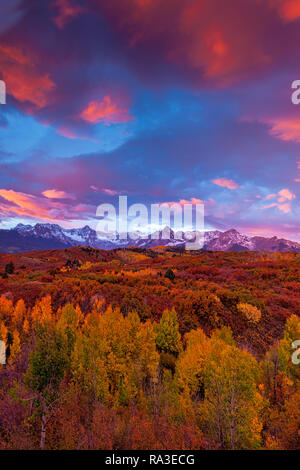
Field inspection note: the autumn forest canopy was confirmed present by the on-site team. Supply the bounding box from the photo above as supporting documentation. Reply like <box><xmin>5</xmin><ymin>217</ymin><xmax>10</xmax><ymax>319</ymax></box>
<box><xmin>0</xmin><ymin>246</ymin><xmax>299</xmax><ymax>450</ymax></box>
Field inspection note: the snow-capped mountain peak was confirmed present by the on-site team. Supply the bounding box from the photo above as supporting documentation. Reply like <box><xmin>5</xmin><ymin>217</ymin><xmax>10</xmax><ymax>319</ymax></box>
<box><xmin>7</xmin><ymin>222</ymin><xmax>300</xmax><ymax>253</ymax></box>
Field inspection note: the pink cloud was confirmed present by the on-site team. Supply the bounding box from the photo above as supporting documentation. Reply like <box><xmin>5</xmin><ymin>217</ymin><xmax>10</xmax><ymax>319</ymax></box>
<box><xmin>278</xmin><ymin>202</ymin><xmax>293</xmax><ymax>213</ymax></box>
<box><xmin>102</xmin><ymin>188</ymin><xmax>119</xmax><ymax>196</ymax></box>
<box><xmin>278</xmin><ymin>188</ymin><xmax>295</xmax><ymax>201</ymax></box>
<box><xmin>262</xmin><ymin>202</ymin><xmax>292</xmax><ymax>213</ymax></box>
<box><xmin>161</xmin><ymin>198</ymin><xmax>213</xmax><ymax>206</ymax></box>
<box><xmin>262</xmin><ymin>188</ymin><xmax>296</xmax><ymax>213</ymax></box>
<box><xmin>89</xmin><ymin>186</ymin><xmax>120</xmax><ymax>196</ymax></box>
<box><xmin>0</xmin><ymin>44</ymin><xmax>55</xmax><ymax>109</ymax></box>
<box><xmin>79</xmin><ymin>95</ymin><xmax>134</xmax><ymax>125</ymax></box>
<box><xmin>57</xmin><ymin>126</ymin><xmax>79</xmax><ymax>139</ymax></box>
<box><xmin>265</xmin><ymin>118</ymin><xmax>300</xmax><ymax>143</ymax></box>
<box><xmin>212</xmin><ymin>177</ymin><xmax>240</xmax><ymax>189</ymax></box>
<box><xmin>160</xmin><ymin>198</ymin><xmax>215</xmax><ymax>213</ymax></box>
<box><xmin>178</xmin><ymin>198</ymin><xmax>207</xmax><ymax>205</ymax></box>
<box><xmin>42</xmin><ymin>189</ymin><xmax>75</xmax><ymax>200</ymax></box>
<box><xmin>241</xmin><ymin>223</ymin><xmax>300</xmax><ymax>240</ymax></box>
<box><xmin>51</xmin><ymin>0</ymin><xmax>83</xmax><ymax>29</ymax></box>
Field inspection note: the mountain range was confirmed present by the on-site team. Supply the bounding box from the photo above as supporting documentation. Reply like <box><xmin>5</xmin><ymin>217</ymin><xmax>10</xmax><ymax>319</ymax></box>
<box><xmin>0</xmin><ymin>222</ymin><xmax>299</xmax><ymax>254</ymax></box>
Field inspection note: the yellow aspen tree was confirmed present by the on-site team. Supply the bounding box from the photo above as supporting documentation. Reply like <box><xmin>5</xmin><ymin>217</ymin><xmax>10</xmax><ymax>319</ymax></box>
<box><xmin>0</xmin><ymin>296</ymin><xmax>13</xmax><ymax>322</ymax></box>
<box><xmin>13</xmin><ymin>298</ymin><xmax>26</xmax><ymax>329</ymax></box>
<box><xmin>22</xmin><ymin>317</ymin><xmax>30</xmax><ymax>336</ymax></box>
<box><xmin>135</xmin><ymin>320</ymin><xmax>160</xmax><ymax>385</ymax></box>
<box><xmin>72</xmin><ymin>311</ymin><xmax>110</xmax><ymax>402</ymax></box>
<box><xmin>31</xmin><ymin>296</ymin><xmax>53</xmax><ymax>325</ymax></box>
<box><xmin>0</xmin><ymin>321</ymin><xmax>8</xmax><ymax>343</ymax></box>
<box><xmin>155</xmin><ymin>308</ymin><xmax>182</xmax><ymax>356</ymax></box>
<box><xmin>202</xmin><ymin>337</ymin><xmax>263</xmax><ymax>450</ymax></box>
<box><xmin>75</xmin><ymin>304</ymin><xmax>84</xmax><ymax>327</ymax></box>
<box><xmin>10</xmin><ymin>330</ymin><xmax>21</xmax><ymax>363</ymax></box>
<box><xmin>237</xmin><ymin>303</ymin><xmax>261</xmax><ymax>324</ymax></box>
<box><xmin>57</xmin><ymin>303</ymin><xmax>80</xmax><ymax>355</ymax></box>
<box><xmin>175</xmin><ymin>328</ymin><xmax>210</xmax><ymax>417</ymax></box>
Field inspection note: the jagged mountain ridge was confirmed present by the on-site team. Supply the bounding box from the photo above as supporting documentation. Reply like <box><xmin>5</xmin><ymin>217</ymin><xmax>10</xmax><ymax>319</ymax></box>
<box><xmin>0</xmin><ymin>223</ymin><xmax>299</xmax><ymax>254</ymax></box>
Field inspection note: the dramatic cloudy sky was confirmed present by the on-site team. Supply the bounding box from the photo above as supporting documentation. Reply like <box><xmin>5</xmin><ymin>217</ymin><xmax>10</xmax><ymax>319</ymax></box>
<box><xmin>1</xmin><ymin>0</ymin><xmax>300</xmax><ymax>238</ymax></box>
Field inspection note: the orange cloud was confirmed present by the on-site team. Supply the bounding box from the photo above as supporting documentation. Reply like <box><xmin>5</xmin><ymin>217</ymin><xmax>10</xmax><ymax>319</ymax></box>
<box><xmin>0</xmin><ymin>189</ymin><xmax>91</xmax><ymax>221</ymax></box>
<box><xmin>265</xmin><ymin>118</ymin><xmax>300</xmax><ymax>142</ymax></box>
<box><xmin>80</xmin><ymin>96</ymin><xmax>134</xmax><ymax>125</ymax></box>
<box><xmin>212</xmin><ymin>178</ymin><xmax>240</xmax><ymax>189</ymax></box>
<box><xmin>173</xmin><ymin>2</ymin><xmax>271</xmax><ymax>83</ymax></box>
<box><xmin>52</xmin><ymin>0</ymin><xmax>83</xmax><ymax>29</ymax></box>
<box><xmin>0</xmin><ymin>189</ymin><xmax>57</xmax><ymax>220</ymax></box>
<box><xmin>97</xmin><ymin>0</ymin><xmax>279</xmax><ymax>85</ymax></box>
<box><xmin>0</xmin><ymin>44</ymin><xmax>54</xmax><ymax>108</ymax></box>
<box><xmin>178</xmin><ymin>22</ymin><xmax>234</xmax><ymax>80</ymax></box>
<box><xmin>42</xmin><ymin>189</ymin><xmax>75</xmax><ymax>200</ymax></box>
<box><xmin>274</xmin><ymin>0</ymin><xmax>300</xmax><ymax>21</ymax></box>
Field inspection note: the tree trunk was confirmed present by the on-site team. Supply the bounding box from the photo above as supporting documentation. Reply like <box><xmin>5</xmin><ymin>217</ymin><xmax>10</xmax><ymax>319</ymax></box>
<box><xmin>40</xmin><ymin>401</ymin><xmax>47</xmax><ymax>450</ymax></box>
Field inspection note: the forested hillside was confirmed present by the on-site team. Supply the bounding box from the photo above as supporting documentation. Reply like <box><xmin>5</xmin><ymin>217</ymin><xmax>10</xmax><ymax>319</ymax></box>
<box><xmin>0</xmin><ymin>247</ymin><xmax>299</xmax><ymax>449</ymax></box>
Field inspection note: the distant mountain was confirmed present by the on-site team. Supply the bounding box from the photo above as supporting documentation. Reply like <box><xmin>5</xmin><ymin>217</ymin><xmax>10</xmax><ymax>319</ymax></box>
<box><xmin>0</xmin><ymin>228</ymin><xmax>69</xmax><ymax>254</ymax></box>
<box><xmin>0</xmin><ymin>223</ymin><xmax>299</xmax><ymax>254</ymax></box>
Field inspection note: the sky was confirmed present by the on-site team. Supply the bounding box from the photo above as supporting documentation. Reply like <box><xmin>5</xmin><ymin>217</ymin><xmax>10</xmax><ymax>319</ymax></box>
<box><xmin>1</xmin><ymin>0</ymin><xmax>300</xmax><ymax>239</ymax></box>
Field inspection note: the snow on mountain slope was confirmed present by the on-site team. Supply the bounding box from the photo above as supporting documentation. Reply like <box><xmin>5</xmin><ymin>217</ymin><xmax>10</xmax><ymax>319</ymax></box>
<box><xmin>205</xmin><ymin>229</ymin><xmax>255</xmax><ymax>251</ymax></box>
<box><xmin>8</xmin><ymin>223</ymin><xmax>300</xmax><ymax>253</ymax></box>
